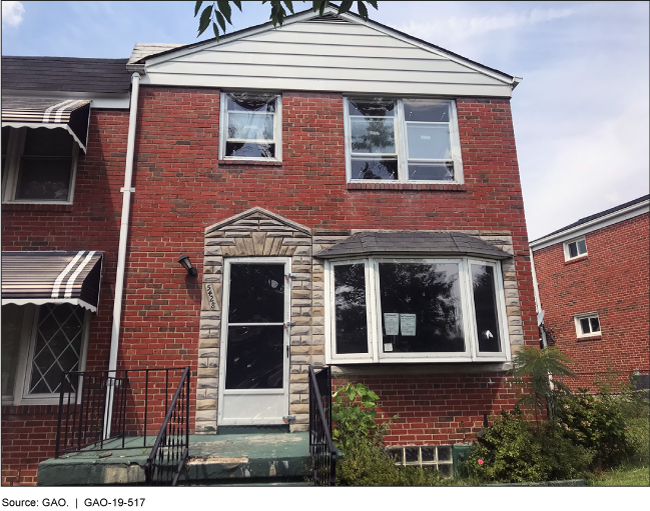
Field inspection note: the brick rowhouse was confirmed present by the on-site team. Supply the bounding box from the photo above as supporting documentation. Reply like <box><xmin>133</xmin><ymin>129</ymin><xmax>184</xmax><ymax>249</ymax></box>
<box><xmin>533</xmin><ymin>212</ymin><xmax>650</xmax><ymax>391</ymax></box>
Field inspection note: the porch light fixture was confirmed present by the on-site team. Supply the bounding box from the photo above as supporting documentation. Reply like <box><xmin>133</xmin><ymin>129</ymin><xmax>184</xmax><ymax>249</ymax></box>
<box><xmin>178</xmin><ymin>254</ymin><xmax>197</xmax><ymax>276</ymax></box>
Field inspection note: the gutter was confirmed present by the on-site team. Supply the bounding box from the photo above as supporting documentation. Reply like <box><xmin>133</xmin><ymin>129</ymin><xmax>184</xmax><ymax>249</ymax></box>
<box><xmin>104</xmin><ymin>71</ymin><xmax>141</xmax><ymax>437</ymax></box>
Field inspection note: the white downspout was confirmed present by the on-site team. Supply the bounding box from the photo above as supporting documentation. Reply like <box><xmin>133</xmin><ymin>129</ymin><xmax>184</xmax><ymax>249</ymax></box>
<box><xmin>104</xmin><ymin>72</ymin><xmax>141</xmax><ymax>438</ymax></box>
<box><xmin>529</xmin><ymin>248</ymin><xmax>548</xmax><ymax>348</ymax></box>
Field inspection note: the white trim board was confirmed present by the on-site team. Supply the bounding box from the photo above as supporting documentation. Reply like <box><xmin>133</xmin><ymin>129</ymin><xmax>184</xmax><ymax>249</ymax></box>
<box><xmin>530</xmin><ymin>200</ymin><xmax>649</xmax><ymax>251</ymax></box>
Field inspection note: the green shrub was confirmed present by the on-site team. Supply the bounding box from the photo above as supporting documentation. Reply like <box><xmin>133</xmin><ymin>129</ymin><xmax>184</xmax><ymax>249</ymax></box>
<box><xmin>554</xmin><ymin>389</ymin><xmax>631</xmax><ymax>470</ymax></box>
<box><xmin>332</xmin><ymin>382</ymin><xmax>446</xmax><ymax>486</ymax></box>
<box><xmin>463</xmin><ymin>409</ymin><xmax>593</xmax><ymax>484</ymax></box>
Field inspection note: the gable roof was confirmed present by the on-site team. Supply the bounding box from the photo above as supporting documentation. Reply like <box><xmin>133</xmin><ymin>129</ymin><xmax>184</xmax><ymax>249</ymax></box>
<box><xmin>1</xmin><ymin>56</ymin><xmax>132</xmax><ymax>94</ymax></box>
<box><xmin>135</xmin><ymin>6</ymin><xmax>521</xmax><ymax>97</ymax></box>
<box><xmin>135</xmin><ymin>9</ymin><xmax>515</xmax><ymax>82</ymax></box>
<box><xmin>530</xmin><ymin>194</ymin><xmax>650</xmax><ymax>249</ymax></box>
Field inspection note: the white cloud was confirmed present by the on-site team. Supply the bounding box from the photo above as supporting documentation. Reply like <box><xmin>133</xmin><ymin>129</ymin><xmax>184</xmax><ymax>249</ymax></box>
<box><xmin>2</xmin><ymin>1</ymin><xmax>25</xmax><ymax>27</ymax></box>
<box><xmin>398</xmin><ymin>7</ymin><xmax>573</xmax><ymax>43</ymax></box>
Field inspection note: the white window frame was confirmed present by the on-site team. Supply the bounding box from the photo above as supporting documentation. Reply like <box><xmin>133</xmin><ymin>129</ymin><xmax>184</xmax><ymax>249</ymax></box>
<box><xmin>219</xmin><ymin>92</ymin><xmax>282</xmax><ymax>162</ymax></box>
<box><xmin>343</xmin><ymin>97</ymin><xmax>464</xmax><ymax>184</ymax></box>
<box><xmin>574</xmin><ymin>312</ymin><xmax>601</xmax><ymax>338</ymax></box>
<box><xmin>325</xmin><ymin>256</ymin><xmax>510</xmax><ymax>364</ymax></box>
<box><xmin>1</xmin><ymin>126</ymin><xmax>79</xmax><ymax>205</ymax></box>
<box><xmin>2</xmin><ymin>304</ymin><xmax>91</xmax><ymax>406</ymax></box>
<box><xmin>563</xmin><ymin>236</ymin><xmax>588</xmax><ymax>261</ymax></box>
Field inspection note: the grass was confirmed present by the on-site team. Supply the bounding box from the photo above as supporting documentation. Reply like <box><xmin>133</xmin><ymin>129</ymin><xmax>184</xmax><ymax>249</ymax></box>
<box><xmin>587</xmin><ymin>463</ymin><xmax>649</xmax><ymax>486</ymax></box>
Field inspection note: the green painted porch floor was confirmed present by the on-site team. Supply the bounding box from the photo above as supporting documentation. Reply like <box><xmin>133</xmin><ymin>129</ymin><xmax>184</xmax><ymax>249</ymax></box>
<box><xmin>37</xmin><ymin>432</ymin><xmax>311</xmax><ymax>486</ymax></box>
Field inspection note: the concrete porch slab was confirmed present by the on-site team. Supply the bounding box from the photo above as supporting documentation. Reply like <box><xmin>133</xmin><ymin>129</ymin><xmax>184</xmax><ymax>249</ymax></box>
<box><xmin>37</xmin><ymin>432</ymin><xmax>311</xmax><ymax>486</ymax></box>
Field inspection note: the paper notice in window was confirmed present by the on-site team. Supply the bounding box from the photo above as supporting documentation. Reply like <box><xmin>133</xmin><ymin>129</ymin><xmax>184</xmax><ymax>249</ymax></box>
<box><xmin>383</xmin><ymin>313</ymin><xmax>399</xmax><ymax>336</ymax></box>
<box><xmin>400</xmin><ymin>314</ymin><xmax>416</xmax><ymax>336</ymax></box>
<box><xmin>384</xmin><ymin>343</ymin><xmax>393</xmax><ymax>352</ymax></box>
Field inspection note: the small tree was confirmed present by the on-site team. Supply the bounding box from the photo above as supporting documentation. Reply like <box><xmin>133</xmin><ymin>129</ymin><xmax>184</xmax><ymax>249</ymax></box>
<box><xmin>510</xmin><ymin>346</ymin><xmax>576</xmax><ymax>424</ymax></box>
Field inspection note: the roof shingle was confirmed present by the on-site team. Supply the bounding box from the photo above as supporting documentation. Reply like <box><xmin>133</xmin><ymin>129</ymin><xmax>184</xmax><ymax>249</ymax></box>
<box><xmin>1</xmin><ymin>56</ymin><xmax>131</xmax><ymax>94</ymax></box>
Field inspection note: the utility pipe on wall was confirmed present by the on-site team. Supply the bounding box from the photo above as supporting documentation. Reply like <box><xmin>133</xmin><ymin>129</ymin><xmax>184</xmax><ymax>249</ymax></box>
<box><xmin>104</xmin><ymin>72</ymin><xmax>141</xmax><ymax>438</ymax></box>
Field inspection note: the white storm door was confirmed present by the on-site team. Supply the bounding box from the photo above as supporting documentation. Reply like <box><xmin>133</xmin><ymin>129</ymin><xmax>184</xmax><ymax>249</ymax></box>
<box><xmin>218</xmin><ymin>258</ymin><xmax>291</xmax><ymax>425</ymax></box>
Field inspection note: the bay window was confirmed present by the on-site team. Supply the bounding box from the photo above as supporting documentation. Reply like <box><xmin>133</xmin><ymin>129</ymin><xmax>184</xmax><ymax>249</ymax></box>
<box><xmin>326</xmin><ymin>257</ymin><xmax>509</xmax><ymax>363</ymax></box>
<box><xmin>344</xmin><ymin>97</ymin><xmax>463</xmax><ymax>183</ymax></box>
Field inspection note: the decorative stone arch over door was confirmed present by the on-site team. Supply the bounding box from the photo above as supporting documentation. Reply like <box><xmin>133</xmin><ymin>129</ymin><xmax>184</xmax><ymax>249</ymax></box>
<box><xmin>196</xmin><ymin>207</ymin><xmax>320</xmax><ymax>433</ymax></box>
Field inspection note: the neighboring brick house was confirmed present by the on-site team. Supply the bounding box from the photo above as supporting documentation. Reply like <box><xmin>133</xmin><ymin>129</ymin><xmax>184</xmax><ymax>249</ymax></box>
<box><xmin>2</xmin><ymin>6</ymin><xmax>538</xmax><ymax>485</ymax></box>
<box><xmin>530</xmin><ymin>195</ymin><xmax>650</xmax><ymax>391</ymax></box>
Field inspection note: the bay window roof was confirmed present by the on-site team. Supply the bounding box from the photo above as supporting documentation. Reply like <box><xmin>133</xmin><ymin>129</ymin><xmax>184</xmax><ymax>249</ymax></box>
<box><xmin>314</xmin><ymin>231</ymin><xmax>511</xmax><ymax>260</ymax></box>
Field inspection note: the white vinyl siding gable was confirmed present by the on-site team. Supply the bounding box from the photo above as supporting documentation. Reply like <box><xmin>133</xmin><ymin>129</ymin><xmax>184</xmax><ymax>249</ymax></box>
<box><xmin>141</xmin><ymin>16</ymin><xmax>515</xmax><ymax>97</ymax></box>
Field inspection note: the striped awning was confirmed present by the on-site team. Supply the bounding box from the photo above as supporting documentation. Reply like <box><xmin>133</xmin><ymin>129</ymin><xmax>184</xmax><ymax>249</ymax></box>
<box><xmin>2</xmin><ymin>97</ymin><xmax>91</xmax><ymax>152</ymax></box>
<box><xmin>1</xmin><ymin>251</ymin><xmax>103</xmax><ymax>313</ymax></box>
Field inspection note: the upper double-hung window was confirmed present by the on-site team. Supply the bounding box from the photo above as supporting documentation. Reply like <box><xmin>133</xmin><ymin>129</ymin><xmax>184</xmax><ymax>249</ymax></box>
<box><xmin>345</xmin><ymin>98</ymin><xmax>463</xmax><ymax>183</ymax></box>
<box><xmin>220</xmin><ymin>93</ymin><xmax>281</xmax><ymax>161</ymax></box>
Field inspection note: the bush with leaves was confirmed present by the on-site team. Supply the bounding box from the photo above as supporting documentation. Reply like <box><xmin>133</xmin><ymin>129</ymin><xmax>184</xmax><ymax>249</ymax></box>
<box><xmin>463</xmin><ymin>408</ymin><xmax>593</xmax><ymax>484</ymax></box>
<box><xmin>332</xmin><ymin>382</ymin><xmax>446</xmax><ymax>486</ymax></box>
<box><xmin>554</xmin><ymin>389</ymin><xmax>633</xmax><ymax>470</ymax></box>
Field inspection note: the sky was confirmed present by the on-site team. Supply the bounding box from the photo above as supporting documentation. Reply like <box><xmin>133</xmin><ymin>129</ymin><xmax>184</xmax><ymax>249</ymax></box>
<box><xmin>2</xmin><ymin>1</ymin><xmax>649</xmax><ymax>241</ymax></box>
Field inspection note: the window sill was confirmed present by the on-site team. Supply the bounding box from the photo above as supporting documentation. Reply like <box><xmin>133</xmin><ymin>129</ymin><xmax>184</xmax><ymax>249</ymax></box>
<box><xmin>2</xmin><ymin>203</ymin><xmax>74</xmax><ymax>213</ymax></box>
<box><xmin>217</xmin><ymin>159</ymin><xmax>283</xmax><ymax>167</ymax></box>
<box><xmin>347</xmin><ymin>182</ymin><xmax>467</xmax><ymax>191</ymax></box>
<box><xmin>565</xmin><ymin>255</ymin><xmax>588</xmax><ymax>265</ymax></box>
<box><xmin>577</xmin><ymin>334</ymin><xmax>602</xmax><ymax>342</ymax></box>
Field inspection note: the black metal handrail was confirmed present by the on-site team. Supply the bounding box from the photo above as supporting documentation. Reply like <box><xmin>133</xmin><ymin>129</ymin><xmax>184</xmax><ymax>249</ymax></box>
<box><xmin>144</xmin><ymin>366</ymin><xmax>190</xmax><ymax>486</ymax></box>
<box><xmin>55</xmin><ymin>367</ymin><xmax>189</xmax><ymax>458</ymax></box>
<box><xmin>308</xmin><ymin>365</ymin><xmax>336</xmax><ymax>486</ymax></box>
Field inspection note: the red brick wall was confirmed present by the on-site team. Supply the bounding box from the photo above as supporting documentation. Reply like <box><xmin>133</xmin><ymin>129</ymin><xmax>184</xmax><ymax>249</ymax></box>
<box><xmin>533</xmin><ymin>213</ymin><xmax>650</xmax><ymax>390</ymax></box>
<box><xmin>2</xmin><ymin>89</ymin><xmax>538</xmax><ymax>483</ymax></box>
<box><xmin>334</xmin><ymin>374</ymin><xmax>521</xmax><ymax>445</ymax></box>
<box><xmin>1</xmin><ymin>109</ymin><xmax>128</xmax><ymax>486</ymax></box>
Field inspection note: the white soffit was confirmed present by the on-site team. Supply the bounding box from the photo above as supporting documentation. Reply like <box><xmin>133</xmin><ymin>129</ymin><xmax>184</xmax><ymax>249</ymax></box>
<box><xmin>141</xmin><ymin>9</ymin><xmax>516</xmax><ymax>97</ymax></box>
<box><xmin>530</xmin><ymin>200</ymin><xmax>650</xmax><ymax>251</ymax></box>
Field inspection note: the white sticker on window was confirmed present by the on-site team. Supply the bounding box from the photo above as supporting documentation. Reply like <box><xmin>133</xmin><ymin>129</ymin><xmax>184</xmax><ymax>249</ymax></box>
<box><xmin>383</xmin><ymin>313</ymin><xmax>399</xmax><ymax>336</ymax></box>
<box><xmin>384</xmin><ymin>343</ymin><xmax>393</xmax><ymax>352</ymax></box>
<box><xmin>400</xmin><ymin>314</ymin><xmax>416</xmax><ymax>336</ymax></box>
<box><xmin>420</xmin><ymin>135</ymin><xmax>431</xmax><ymax>140</ymax></box>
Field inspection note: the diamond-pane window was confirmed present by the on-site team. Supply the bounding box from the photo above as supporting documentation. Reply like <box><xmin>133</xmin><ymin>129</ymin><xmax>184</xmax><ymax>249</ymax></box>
<box><xmin>29</xmin><ymin>304</ymin><xmax>84</xmax><ymax>394</ymax></box>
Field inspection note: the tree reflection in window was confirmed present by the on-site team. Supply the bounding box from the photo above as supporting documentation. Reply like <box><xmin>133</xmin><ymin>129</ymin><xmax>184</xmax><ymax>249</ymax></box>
<box><xmin>334</xmin><ymin>263</ymin><xmax>368</xmax><ymax>354</ymax></box>
<box><xmin>378</xmin><ymin>263</ymin><xmax>465</xmax><ymax>353</ymax></box>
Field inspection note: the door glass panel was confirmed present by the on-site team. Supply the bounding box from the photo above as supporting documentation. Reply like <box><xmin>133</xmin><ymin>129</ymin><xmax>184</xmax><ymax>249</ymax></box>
<box><xmin>378</xmin><ymin>262</ymin><xmax>464</xmax><ymax>353</ymax></box>
<box><xmin>228</xmin><ymin>264</ymin><xmax>284</xmax><ymax>323</ymax></box>
<box><xmin>225</xmin><ymin>325</ymin><xmax>284</xmax><ymax>389</ymax></box>
<box><xmin>471</xmin><ymin>264</ymin><xmax>501</xmax><ymax>353</ymax></box>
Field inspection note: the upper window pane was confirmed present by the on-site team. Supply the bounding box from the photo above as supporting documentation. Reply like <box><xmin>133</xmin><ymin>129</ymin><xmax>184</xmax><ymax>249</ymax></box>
<box><xmin>350</xmin><ymin>117</ymin><xmax>396</xmax><ymax>154</ymax></box>
<box><xmin>334</xmin><ymin>263</ymin><xmax>368</xmax><ymax>355</ymax></box>
<box><xmin>403</xmin><ymin>101</ymin><xmax>450</xmax><ymax>122</ymax></box>
<box><xmin>228</xmin><ymin>264</ymin><xmax>284</xmax><ymax>323</ymax></box>
<box><xmin>406</xmin><ymin>124</ymin><xmax>451</xmax><ymax>160</ymax></box>
<box><xmin>348</xmin><ymin>99</ymin><xmax>395</xmax><ymax>117</ymax></box>
<box><xmin>378</xmin><ymin>262</ymin><xmax>465</xmax><ymax>353</ymax></box>
<box><xmin>471</xmin><ymin>264</ymin><xmax>501</xmax><ymax>353</ymax></box>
